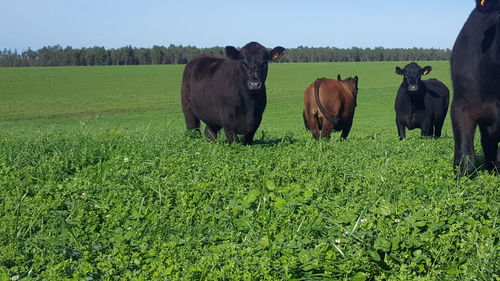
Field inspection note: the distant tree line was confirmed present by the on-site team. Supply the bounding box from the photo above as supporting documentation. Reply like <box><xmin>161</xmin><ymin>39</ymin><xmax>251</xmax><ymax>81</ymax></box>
<box><xmin>0</xmin><ymin>45</ymin><xmax>451</xmax><ymax>67</ymax></box>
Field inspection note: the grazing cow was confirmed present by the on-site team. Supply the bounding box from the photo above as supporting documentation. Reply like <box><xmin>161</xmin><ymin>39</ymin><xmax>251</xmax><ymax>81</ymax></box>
<box><xmin>181</xmin><ymin>42</ymin><xmax>285</xmax><ymax>144</ymax></box>
<box><xmin>451</xmin><ymin>0</ymin><xmax>500</xmax><ymax>174</ymax></box>
<box><xmin>394</xmin><ymin>62</ymin><xmax>450</xmax><ymax>140</ymax></box>
<box><xmin>303</xmin><ymin>75</ymin><xmax>359</xmax><ymax>139</ymax></box>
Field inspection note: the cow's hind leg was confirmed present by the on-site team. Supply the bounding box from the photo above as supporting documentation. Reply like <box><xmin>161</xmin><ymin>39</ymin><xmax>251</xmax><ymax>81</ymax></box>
<box><xmin>479</xmin><ymin>124</ymin><xmax>499</xmax><ymax>172</ymax></box>
<box><xmin>204</xmin><ymin>125</ymin><xmax>220</xmax><ymax>142</ymax></box>
<box><xmin>320</xmin><ymin>117</ymin><xmax>335</xmax><ymax>139</ymax></box>
<box><xmin>341</xmin><ymin>116</ymin><xmax>354</xmax><ymax>139</ymax></box>
<box><xmin>420</xmin><ymin>128</ymin><xmax>433</xmax><ymax>137</ymax></box>
<box><xmin>451</xmin><ymin>104</ymin><xmax>477</xmax><ymax>175</ymax></box>
<box><xmin>223</xmin><ymin>129</ymin><xmax>237</xmax><ymax>144</ymax></box>
<box><xmin>241</xmin><ymin>129</ymin><xmax>259</xmax><ymax>145</ymax></box>
<box><xmin>420</xmin><ymin>120</ymin><xmax>434</xmax><ymax>137</ymax></box>
<box><xmin>305</xmin><ymin>112</ymin><xmax>320</xmax><ymax>139</ymax></box>
<box><xmin>434</xmin><ymin>111</ymin><xmax>447</xmax><ymax>138</ymax></box>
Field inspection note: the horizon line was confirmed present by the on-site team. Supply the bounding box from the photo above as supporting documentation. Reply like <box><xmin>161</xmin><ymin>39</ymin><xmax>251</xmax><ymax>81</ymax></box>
<box><xmin>1</xmin><ymin>44</ymin><xmax>453</xmax><ymax>52</ymax></box>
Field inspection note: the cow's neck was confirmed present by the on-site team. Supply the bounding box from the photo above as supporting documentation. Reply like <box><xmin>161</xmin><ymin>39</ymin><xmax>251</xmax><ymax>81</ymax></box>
<box><xmin>401</xmin><ymin>81</ymin><xmax>427</xmax><ymax>111</ymax></box>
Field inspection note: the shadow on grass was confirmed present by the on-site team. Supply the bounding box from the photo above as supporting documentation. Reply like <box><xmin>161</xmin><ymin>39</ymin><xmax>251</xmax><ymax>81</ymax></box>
<box><xmin>183</xmin><ymin>129</ymin><xmax>301</xmax><ymax>147</ymax></box>
<box><xmin>252</xmin><ymin>130</ymin><xmax>300</xmax><ymax>147</ymax></box>
<box><xmin>252</xmin><ymin>137</ymin><xmax>299</xmax><ymax>147</ymax></box>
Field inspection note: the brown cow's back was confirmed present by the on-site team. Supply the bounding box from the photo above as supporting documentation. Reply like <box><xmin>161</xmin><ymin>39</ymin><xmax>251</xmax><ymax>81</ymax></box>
<box><xmin>303</xmin><ymin>77</ymin><xmax>358</xmax><ymax>139</ymax></box>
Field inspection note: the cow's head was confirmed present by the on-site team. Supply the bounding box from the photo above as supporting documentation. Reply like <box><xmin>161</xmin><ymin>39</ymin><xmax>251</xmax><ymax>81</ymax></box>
<box><xmin>345</xmin><ymin>76</ymin><xmax>359</xmax><ymax>96</ymax></box>
<box><xmin>477</xmin><ymin>0</ymin><xmax>500</xmax><ymax>59</ymax></box>
<box><xmin>476</xmin><ymin>0</ymin><xmax>500</xmax><ymax>11</ymax></box>
<box><xmin>225</xmin><ymin>42</ymin><xmax>285</xmax><ymax>91</ymax></box>
<box><xmin>395</xmin><ymin>62</ymin><xmax>432</xmax><ymax>93</ymax></box>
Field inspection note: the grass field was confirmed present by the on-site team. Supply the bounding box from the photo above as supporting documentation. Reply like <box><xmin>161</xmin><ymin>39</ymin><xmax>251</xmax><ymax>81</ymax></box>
<box><xmin>0</xmin><ymin>62</ymin><xmax>498</xmax><ymax>280</ymax></box>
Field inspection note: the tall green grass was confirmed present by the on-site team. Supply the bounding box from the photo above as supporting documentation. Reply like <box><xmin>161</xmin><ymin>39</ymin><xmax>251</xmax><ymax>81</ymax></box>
<box><xmin>0</xmin><ymin>63</ymin><xmax>498</xmax><ymax>280</ymax></box>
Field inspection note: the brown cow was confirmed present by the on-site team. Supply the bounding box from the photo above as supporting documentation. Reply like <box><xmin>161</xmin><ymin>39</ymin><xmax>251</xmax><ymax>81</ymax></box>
<box><xmin>303</xmin><ymin>75</ymin><xmax>359</xmax><ymax>139</ymax></box>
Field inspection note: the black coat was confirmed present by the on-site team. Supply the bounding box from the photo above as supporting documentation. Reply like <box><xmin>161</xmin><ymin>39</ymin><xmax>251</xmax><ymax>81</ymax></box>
<box><xmin>395</xmin><ymin>78</ymin><xmax>449</xmax><ymax>139</ymax></box>
<box><xmin>451</xmin><ymin>1</ymin><xmax>500</xmax><ymax>173</ymax></box>
<box><xmin>181</xmin><ymin>42</ymin><xmax>285</xmax><ymax>144</ymax></box>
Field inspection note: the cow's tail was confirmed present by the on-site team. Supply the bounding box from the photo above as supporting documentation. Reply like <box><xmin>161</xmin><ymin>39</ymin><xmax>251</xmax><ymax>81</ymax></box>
<box><xmin>314</xmin><ymin>79</ymin><xmax>339</xmax><ymax>127</ymax></box>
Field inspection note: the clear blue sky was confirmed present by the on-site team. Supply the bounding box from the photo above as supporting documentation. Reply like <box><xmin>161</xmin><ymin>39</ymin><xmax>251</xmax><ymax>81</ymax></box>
<box><xmin>1</xmin><ymin>0</ymin><xmax>474</xmax><ymax>51</ymax></box>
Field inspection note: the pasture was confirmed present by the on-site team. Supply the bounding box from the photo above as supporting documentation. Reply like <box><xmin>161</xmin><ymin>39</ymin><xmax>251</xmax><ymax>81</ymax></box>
<box><xmin>0</xmin><ymin>63</ymin><xmax>498</xmax><ymax>280</ymax></box>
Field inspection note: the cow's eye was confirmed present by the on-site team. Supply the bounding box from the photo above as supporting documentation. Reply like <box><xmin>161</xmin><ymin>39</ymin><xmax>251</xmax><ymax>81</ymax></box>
<box><xmin>241</xmin><ymin>61</ymin><xmax>249</xmax><ymax>68</ymax></box>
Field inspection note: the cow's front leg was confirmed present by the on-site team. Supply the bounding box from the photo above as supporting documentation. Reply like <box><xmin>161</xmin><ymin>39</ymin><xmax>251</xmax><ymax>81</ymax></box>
<box><xmin>396</xmin><ymin>119</ymin><xmax>406</xmax><ymax>140</ymax></box>
<box><xmin>451</xmin><ymin>103</ymin><xmax>477</xmax><ymax>175</ymax></box>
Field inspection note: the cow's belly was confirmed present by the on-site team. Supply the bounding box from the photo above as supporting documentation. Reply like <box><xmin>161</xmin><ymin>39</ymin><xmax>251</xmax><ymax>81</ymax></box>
<box><xmin>190</xmin><ymin>98</ymin><xmax>223</xmax><ymax>126</ymax></box>
<box><xmin>193</xmin><ymin>105</ymin><xmax>261</xmax><ymax>134</ymax></box>
<box><xmin>406</xmin><ymin>110</ymin><xmax>434</xmax><ymax>130</ymax></box>
<box><xmin>189</xmin><ymin>87</ymin><xmax>265</xmax><ymax>134</ymax></box>
<box><xmin>406</xmin><ymin>113</ymin><xmax>422</xmax><ymax>130</ymax></box>
<box><xmin>407</xmin><ymin>119</ymin><xmax>421</xmax><ymax>130</ymax></box>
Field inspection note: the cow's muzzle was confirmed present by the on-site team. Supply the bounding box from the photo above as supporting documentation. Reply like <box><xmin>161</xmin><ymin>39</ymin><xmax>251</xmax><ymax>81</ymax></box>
<box><xmin>247</xmin><ymin>81</ymin><xmax>262</xmax><ymax>91</ymax></box>
<box><xmin>408</xmin><ymin>85</ymin><xmax>418</xmax><ymax>92</ymax></box>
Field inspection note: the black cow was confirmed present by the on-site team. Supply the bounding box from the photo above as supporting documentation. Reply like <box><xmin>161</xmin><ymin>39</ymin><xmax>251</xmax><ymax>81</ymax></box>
<box><xmin>451</xmin><ymin>0</ymin><xmax>500</xmax><ymax>174</ymax></box>
<box><xmin>394</xmin><ymin>62</ymin><xmax>450</xmax><ymax>140</ymax></box>
<box><xmin>181</xmin><ymin>42</ymin><xmax>285</xmax><ymax>144</ymax></box>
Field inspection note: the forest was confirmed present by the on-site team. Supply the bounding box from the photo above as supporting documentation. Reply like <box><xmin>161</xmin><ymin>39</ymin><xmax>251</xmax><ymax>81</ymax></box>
<box><xmin>0</xmin><ymin>45</ymin><xmax>451</xmax><ymax>67</ymax></box>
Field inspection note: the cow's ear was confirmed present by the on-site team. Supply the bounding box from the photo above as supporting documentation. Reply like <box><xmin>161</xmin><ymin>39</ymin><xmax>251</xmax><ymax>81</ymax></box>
<box><xmin>337</xmin><ymin>74</ymin><xmax>342</xmax><ymax>80</ymax></box>
<box><xmin>477</xmin><ymin>0</ymin><xmax>487</xmax><ymax>9</ymax></box>
<box><xmin>422</xmin><ymin>66</ymin><xmax>432</xmax><ymax>75</ymax></box>
<box><xmin>225</xmin><ymin>46</ymin><xmax>240</xmax><ymax>60</ymax></box>
<box><xmin>395</xmin><ymin>66</ymin><xmax>405</xmax><ymax>75</ymax></box>
<box><xmin>270</xmin><ymin>46</ymin><xmax>285</xmax><ymax>61</ymax></box>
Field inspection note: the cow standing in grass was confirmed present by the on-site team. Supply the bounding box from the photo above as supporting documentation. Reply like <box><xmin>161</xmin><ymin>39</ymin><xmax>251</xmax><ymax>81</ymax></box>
<box><xmin>181</xmin><ymin>42</ymin><xmax>285</xmax><ymax>144</ymax></box>
<box><xmin>303</xmin><ymin>75</ymin><xmax>359</xmax><ymax>139</ymax></box>
<box><xmin>394</xmin><ymin>62</ymin><xmax>449</xmax><ymax>140</ymax></box>
<box><xmin>451</xmin><ymin>0</ymin><xmax>500</xmax><ymax>174</ymax></box>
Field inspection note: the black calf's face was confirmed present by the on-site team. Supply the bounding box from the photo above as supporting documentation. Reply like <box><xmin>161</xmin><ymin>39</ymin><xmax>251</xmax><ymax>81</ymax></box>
<box><xmin>395</xmin><ymin>63</ymin><xmax>432</xmax><ymax>93</ymax></box>
<box><xmin>226</xmin><ymin>42</ymin><xmax>285</xmax><ymax>91</ymax></box>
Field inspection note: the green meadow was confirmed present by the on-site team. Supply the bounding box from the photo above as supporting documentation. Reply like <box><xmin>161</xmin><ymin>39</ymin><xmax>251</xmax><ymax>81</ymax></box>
<box><xmin>0</xmin><ymin>63</ymin><xmax>498</xmax><ymax>280</ymax></box>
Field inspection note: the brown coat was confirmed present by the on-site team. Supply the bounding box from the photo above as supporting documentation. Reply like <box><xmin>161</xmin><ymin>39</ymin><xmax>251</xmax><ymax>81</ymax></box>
<box><xmin>303</xmin><ymin>76</ymin><xmax>359</xmax><ymax>139</ymax></box>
